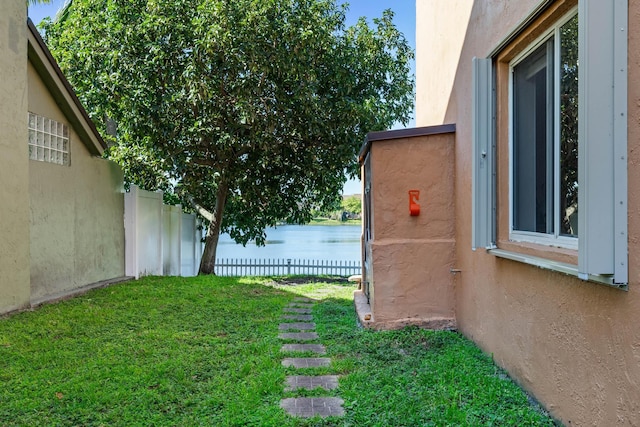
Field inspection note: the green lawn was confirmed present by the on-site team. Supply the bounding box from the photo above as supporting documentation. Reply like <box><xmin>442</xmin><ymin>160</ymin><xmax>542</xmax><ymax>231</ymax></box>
<box><xmin>0</xmin><ymin>276</ymin><xmax>555</xmax><ymax>426</ymax></box>
<box><xmin>308</xmin><ymin>218</ymin><xmax>361</xmax><ymax>226</ymax></box>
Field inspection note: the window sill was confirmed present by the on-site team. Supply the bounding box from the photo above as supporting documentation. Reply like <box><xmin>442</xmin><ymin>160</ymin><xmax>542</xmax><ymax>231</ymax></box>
<box><xmin>497</xmin><ymin>239</ymin><xmax>577</xmax><ymax>265</ymax></box>
<box><xmin>508</xmin><ymin>231</ymin><xmax>578</xmax><ymax>251</ymax></box>
<box><xmin>488</xmin><ymin>248</ymin><xmax>627</xmax><ymax>291</ymax></box>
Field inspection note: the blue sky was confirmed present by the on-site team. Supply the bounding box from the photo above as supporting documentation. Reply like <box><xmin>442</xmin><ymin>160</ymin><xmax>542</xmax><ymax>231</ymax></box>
<box><xmin>28</xmin><ymin>0</ymin><xmax>416</xmax><ymax>195</ymax></box>
<box><xmin>29</xmin><ymin>0</ymin><xmax>416</xmax><ymax>41</ymax></box>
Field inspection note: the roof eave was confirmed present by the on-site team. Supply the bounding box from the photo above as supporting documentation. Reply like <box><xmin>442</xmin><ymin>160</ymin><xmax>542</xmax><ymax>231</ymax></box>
<box><xmin>358</xmin><ymin>123</ymin><xmax>457</xmax><ymax>163</ymax></box>
<box><xmin>26</xmin><ymin>18</ymin><xmax>106</xmax><ymax>156</ymax></box>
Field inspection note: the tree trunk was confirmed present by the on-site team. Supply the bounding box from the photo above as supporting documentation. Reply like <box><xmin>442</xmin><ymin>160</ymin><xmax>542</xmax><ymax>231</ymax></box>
<box><xmin>199</xmin><ymin>182</ymin><xmax>229</xmax><ymax>275</ymax></box>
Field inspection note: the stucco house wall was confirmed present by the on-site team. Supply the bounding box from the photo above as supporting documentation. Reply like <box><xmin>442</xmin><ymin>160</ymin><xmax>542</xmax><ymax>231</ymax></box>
<box><xmin>415</xmin><ymin>0</ymin><xmax>473</xmax><ymax>127</ymax></box>
<box><xmin>0</xmin><ymin>10</ymin><xmax>127</xmax><ymax>314</ymax></box>
<box><xmin>27</xmin><ymin>61</ymin><xmax>125</xmax><ymax>303</ymax></box>
<box><xmin>415</xmin><ymin>0</ymin><xmax>640</xmax><ymax>424</ymax></box>
<box><xmin>359</xmin><ymin>127</ymin><xmax>457</xmax><ymax>330</ymax></box>
<box><xmin>0</xmin><ymin>2</ymin><xmax>31</xmax><ymax>314</ymax></box>
<box><xmin>25</xmin><ymin>22</ymin><xmax>126</xmax><ymax>305</ymax></box>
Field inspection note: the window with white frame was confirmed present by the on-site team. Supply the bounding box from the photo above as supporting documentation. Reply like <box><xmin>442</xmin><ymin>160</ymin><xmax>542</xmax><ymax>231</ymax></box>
<box><xmin>28</xmin><ymin>112</ymin><xmax>70</xmax><ymax>166</ymax></box>
<box><xmin>472</xmin><ymin>0</ymin><xmax>628</xmax><ymax>285</ymax></box>
<box><xmin>510</xmin><ymin>11</ymin><xmax>578</xmax><ymax>246</ymax></box>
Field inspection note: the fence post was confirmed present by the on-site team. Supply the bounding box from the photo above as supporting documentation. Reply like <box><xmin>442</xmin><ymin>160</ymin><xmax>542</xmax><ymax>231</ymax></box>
<box><xmin>124</xmin><ymin>185</ymin><xmax>139</xmax><ymax>279</ymax></box>
<box><xmin>124</xmin><ymin>185</ymin><xmax>164</xmax><ymax>278</ymax></box>
<box><xmin>287</xmin><ymin>259</ymin><xmax>291</xmax><ymax>275</ymax></box>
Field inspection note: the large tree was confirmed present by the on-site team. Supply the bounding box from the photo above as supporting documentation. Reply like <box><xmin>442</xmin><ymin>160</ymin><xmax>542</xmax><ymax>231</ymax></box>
<box><xmin>42</xmin><ymin>0</ymin><xmax>413</xmax><ymax>274</ymax></box>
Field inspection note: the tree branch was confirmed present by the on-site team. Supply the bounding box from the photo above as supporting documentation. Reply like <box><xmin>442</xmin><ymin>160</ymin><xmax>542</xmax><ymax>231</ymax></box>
<box><xmin>191</xmin><ymin>157</ymin><xmax>219</xmax><ymax>168</ymax></box>
<box><xmin>181</xmin><ymin>193</ymin><xmax>215</xmax><ymax>222</ymax></box>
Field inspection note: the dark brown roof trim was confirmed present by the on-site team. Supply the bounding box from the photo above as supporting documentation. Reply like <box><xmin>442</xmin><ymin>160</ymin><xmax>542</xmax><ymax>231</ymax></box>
<box><xmin>358</xmin><ymin>123</ymin><xmax>456</xmax><ymax>162</ymax></box>
<box><xmin>27</xmin><ymin>18</ymin><xmax>107</xmax><ymax>153</ymax></box>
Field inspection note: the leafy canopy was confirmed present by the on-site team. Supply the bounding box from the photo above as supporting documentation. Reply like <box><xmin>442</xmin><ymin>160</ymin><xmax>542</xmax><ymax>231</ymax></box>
<box><xmin>42</xmin><ymin>0</ymin><xmax>413</xmax><ymax>273</ymax></box>
<box><xmin>342</xmin><ymin>195</ymin><xmax>362</xmax><ymax>215</ymax></box>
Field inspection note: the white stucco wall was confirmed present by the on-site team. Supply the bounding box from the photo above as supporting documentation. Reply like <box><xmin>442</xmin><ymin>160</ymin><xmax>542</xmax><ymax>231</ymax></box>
<box><xmin>27</xmin><ymin>62</ymin><xmax>125</xmax><ymax>302</ymax></box>
<box><xmin>0</xmin><ymin>1</ymin><xmax>31</xmax><ymax>313</ymax></box>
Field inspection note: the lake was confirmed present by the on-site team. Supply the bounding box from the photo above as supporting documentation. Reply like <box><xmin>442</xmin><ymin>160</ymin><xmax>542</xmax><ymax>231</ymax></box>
<box><xmin>216</xmin><ymin>224</ymin><xmax>362</xmax><ymax>262</ymax></box>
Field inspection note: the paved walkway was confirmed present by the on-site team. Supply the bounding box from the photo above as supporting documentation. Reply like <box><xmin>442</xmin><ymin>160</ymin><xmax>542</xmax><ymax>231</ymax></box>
<box><xmin>278</xmin><ymin>297</ymin><xmax>344</xmax><ymax>418</ymax></box>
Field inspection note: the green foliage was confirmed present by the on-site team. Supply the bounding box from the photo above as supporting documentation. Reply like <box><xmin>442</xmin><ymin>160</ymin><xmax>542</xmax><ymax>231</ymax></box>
<box><xmin>341</xmin><ymin>195</ymin><xmax>361</xmax><ymax>215</ymax></box>
<box><xmin>41</xmin><ymin>0</ymin><xmax>414</xmax><ymax>272</ymax></box>
<box><xmin>308</xmin><ymin>217</ymin><xmax>360</xmax><ymax>225</ymax></box>
<box><xmin>310</xmin><ymin>195</ymin><xmax>361</xmax><ymax>222</ymax></box>
<box><xmin>0</xmin><ymin>277</ymin><xmax>556</xmax><ymax>426</ymax></box>
<box><xmin>559</xmin><ymin>14</ymin><xmax>578</xmax><ymax>235</ymax></box>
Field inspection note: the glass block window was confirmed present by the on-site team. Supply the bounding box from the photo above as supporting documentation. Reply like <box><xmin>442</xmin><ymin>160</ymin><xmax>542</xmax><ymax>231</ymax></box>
<box><xmin>28</xmin><ymin>112</ymin><xmax>70</xmax><ymax>166</ymax></box>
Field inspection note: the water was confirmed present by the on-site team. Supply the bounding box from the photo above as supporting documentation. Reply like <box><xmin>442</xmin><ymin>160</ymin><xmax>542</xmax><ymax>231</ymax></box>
<box><xmin>216</xmin><ymin>225</ymin><xmax>361</xmax><ymax>262</ymax></box>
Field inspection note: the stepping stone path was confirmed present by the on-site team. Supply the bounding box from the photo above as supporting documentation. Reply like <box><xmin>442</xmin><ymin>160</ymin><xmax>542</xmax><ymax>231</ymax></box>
<box><xmin>284</xmin><ymin>375</ymin><xmax>340</xmax><ymax>391</ymax></box>
<box><xmin>282</xmin><ymin>357</ymin><xmax>331</xmax><ymax>368</ymax></box>
<box><xmin>279</xmin><ymin>297</ymin><xmax>344</xmax><ymax>419</ymax></box>
<box><xmin>281</xmin><ymin>343</ymin><xmax>327</xmax><ymax>354</ymax></box>
<box><xmin>278</xmin><ymin>322</ymin><xmax>316</xmax><ymax>330</ymax></box>
<box><xmin>278</xmin><ymin>332</ymin><xmax>319</xmax><ymax>340</ymax></box>
<box><xmin>281</xmin><ymin>314</ymin><xmax>313</xmax><ymax>321</ymax></box>
<box><xmin>283</xmin><ymin>307</ymin><xmax>312</xmax><ymax>314</ymax></box>
<box><xmin>280</xmin><ymin>397</ymin><xmax>345</xmax><ymax>418</ymax></box>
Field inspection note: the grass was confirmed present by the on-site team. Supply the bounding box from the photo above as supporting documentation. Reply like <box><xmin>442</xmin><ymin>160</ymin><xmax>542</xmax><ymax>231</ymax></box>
<box><xmin>308</xmin><ymin>218</ymin><xmax>361</xmax><ymax>226</ymax></box>
<box><xmin>0</xmin><ymin>276</ymin><xmax>556</xmax><ymax>426</ymax></box>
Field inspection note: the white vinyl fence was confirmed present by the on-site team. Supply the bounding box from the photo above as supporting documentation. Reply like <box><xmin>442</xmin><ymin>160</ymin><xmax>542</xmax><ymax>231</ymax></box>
<box><xmin>125</xmin><ymin>185</ymin><xmax>204</xmax><ymax>278</ymax></box>
<box><xmin>215</xmin><ymin>258</ymin><xmax>361</xmax><ymax>277</ymax></box>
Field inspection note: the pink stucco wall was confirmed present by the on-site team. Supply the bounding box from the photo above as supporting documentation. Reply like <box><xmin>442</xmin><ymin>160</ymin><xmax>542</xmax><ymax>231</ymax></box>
<box><xmin>362</xmin><ymin>129</ymin><xmax>456</xmax><ymax>330</ymax></box>
<box><xmin>413</xmin><ymin>0</ymin><xmax>640</xmax><ymax>424</ymax></box>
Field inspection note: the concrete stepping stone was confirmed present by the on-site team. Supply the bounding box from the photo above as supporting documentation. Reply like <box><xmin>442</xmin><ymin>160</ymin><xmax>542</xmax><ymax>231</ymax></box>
<box><xmin>284</xmin><ymin>307</ymin><xmax>312</xmax><ymax>314</ymax></box>
<box><xmin>293</xmin><ymin>297</ymin><xmax>315</xmax><ymax>302</ymax></box>
<box><xmin>282</xmin><ymin>314</ymin><xmax>313</xmax><ymax>321</ymax></box>
<box><xmin>281</xmin><ymin>344</ymin><xmax>326</xmax><ymax>354</ymax></box>
<box><xmin>282</xmin><ymin>357</ymin><xmax>331</xmax><ymax>368</ymax></box>
<box><xmin>287</xmin><ymin>305</ymin><xmax>314</xmax><ymax>310</ymax></box>
<box><xmin>288</xmin><ymin>302</ymin><xmax>315</xmax><ymax>308</ymax></box>
<box><xmin>280</xmin><ymin>397</ymin><xmax>344</xmax><ymax>418</ymax></box>
<box><xmin>285</xmin><ymin>375</ymin><xmax>339</xmax><ymax>391</ymax></box>
<box><xmin>278</xmin><ymin>332</ymin><xmax>319</xmax><ymax>340</ymax></box>
<box><xmin>279</xmin><ymin>322</ymin><xmax>315</xmax><ymax>330</ymax></box>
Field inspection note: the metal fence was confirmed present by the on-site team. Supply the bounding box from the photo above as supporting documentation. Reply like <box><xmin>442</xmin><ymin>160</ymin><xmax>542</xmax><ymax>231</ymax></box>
<box><xmin>214</xmin><ymin>258</ymin><xmax>361</xmax><ymax>277</ymax></box>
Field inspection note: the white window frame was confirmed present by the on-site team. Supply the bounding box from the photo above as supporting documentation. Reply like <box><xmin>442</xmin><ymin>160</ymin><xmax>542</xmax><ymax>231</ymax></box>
<box><xmin>28</xmin><ymin>112</ymin><xmax>70</xmax><ymax>166</ymax></box>
<box><xmin>472</xmin><ymin>0</ymin><xmax>628</xmax><ymax>287</ymax></box>
<box><xmin>578</xmin><ymin>0</ymin><xmax>628</xmax><ymax>284</ymax></box>
<box><xmin>508</xmin><ymin>9</ymin><xmax>578</xmax><ymax>250</ymax></box>
<box><xmin>472</xmin><ymin>57</ymin><xmax>495</xmax><ymax>251</ymax></box>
